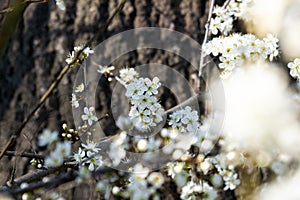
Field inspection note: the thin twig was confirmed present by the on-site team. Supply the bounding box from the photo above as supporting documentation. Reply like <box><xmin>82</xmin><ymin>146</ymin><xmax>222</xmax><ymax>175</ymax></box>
<box><xmin>23</xmin><ymin>0</ymin><xmax>47</xmax><ymax>3</ymax></box>
<box><xmin>197</xmin><ymin>0</ymin><xmax>216</xmax><ymax>116</ymax></box>
<box><xmin>222</xmin><ymin>0</ymin><xmax>231</xmax><ymax>9</ymax></box>
<box><xmin>9</xmin><ymin>165</ymin><xmax>16</xmax><ymax>185</ymax></box>
<box><xmin>84</xmin><ymin>114</ymin><xmax>109</xmax><ymax>134</ymax></box>
<box><xmin>0</xmin><ymin>0</ymin><xmax>128</xmax><ymax>160</ymax></box>
<box><xmin>198</xmin><ymin>0</ymin><xmax>215</xmax><ymax>79</ymax></box>
<box><xmin>164</xmin><ymin>94</ymin><xmax>201</xmax><ymax>115</ymax></box>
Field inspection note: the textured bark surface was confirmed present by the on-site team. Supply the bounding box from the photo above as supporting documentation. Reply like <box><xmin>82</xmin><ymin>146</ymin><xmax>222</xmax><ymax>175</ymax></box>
<box><xmin>0</xmin><ymin>0</ymin><xmax>216</xmax><ymax>198</ymax></box>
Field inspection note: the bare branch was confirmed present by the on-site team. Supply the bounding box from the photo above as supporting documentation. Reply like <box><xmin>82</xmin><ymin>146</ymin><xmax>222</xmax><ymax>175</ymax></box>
<box><xmin>164</xmin><ymin>94</ymin><xmax>201</xmax><ymax>115</ymax></box>
<box><xmin>222</xmin><ymin>0</ymin><xmax>231</xmax><ymax>9</ymax></box>
<box><xmin>1</xmin><ymin>166</ymin><xmax>112</xmax><ymax>195</ymax></box>
<box><xmin>2</xmin><ymin>151</ymin><xmax>44</xmax><ymax>160</ymax></box>
<box><xmin>4</xmin><ymin>170</ymin><xmax>74</xmax><ymax>195</ymax></box>
<box><xmin>198</xmin><ymin>0</ymin><xmax>215</xmax><ymax>79</ymax></box>
<box><xmin>10</xmin><ymin>168</ymin><xmax>60</xmax><ymax>187</ymax></box>
<box><xmin>23</xmin><ymin>0</ymin><xmax>47</xmax><ymax>3</ymax></box>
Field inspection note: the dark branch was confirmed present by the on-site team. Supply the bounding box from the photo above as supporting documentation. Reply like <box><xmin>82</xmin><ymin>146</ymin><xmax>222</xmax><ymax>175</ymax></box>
<box><xmin>3</xmin><ymin>151</ymin><xmax>44</xmax><ymax>160</ymax></box>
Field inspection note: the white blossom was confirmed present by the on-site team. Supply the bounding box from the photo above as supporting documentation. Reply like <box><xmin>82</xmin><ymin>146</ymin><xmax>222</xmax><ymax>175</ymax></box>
<box><xmin>147</xmin><ymin>172</ymin><xmax>165</xmax><ymax>188</ymax></box>
<box><xmin>119</xmin><ymin>68</ymin><xmax>138</xmax><ymax>83</ymax></box>
<box><xmin>73</xmin><ymin>147</ymin><xmax>85</xmax><ymax>162</ymax></box>
<box><xmin>53</xmin><ymin>141</ymin><xmax>72</xmax><ymax>157</ymax></box>
<box><xmin>45</xmin><ymin>152</ymin><xmax>64</xmax><ymax>167</ymax></box>
<box><xmin>85</xmin><ymin>155</ymin><xmax>103</xmax><ymax>171</ymax></box>
<box><xmin>65</xmin><ymin>45</ymin><xmax>94</xmax><ymax>66</ymax></box>
<box><xmin>204</xmin><ymin>33</ymin><xmax>279</xmax><ymax>76</ymax></box>
<box><xmin>287</xmin><ymin>58</ymin><xmax>300</xmax><ymax>79</ymax></box>
<box><xmin>82</xmin><ymin>140</ymin><xmax>101</xmax><ymax>156</ymax></box>
<box><xmin>38</xmin><ymin>129</ymin><xmax>58</xmax><ymax>147</ymax></box>
<box><xmin>97</xmin><ymin>65</ymin><xmax>115</xmax><ymax>74</ymax></box>
<box><xmin>108</xmin><ymin>132</ymin><xmax>127</xmax><ymax>166</ymax></box>
<box><xmin>124</xmin><ymin>75</ymin><xmax>164</xmax><ymax>131</ymax></box>
<box><xmin>223</xmin><ymin>173</ymin><xmax>240</xmax><ymax>190</ymax></box>
<box><xmin>71</xmin><ymin>93</ymin><xmax>79</xmax><ymax>108</ymax></box>
<box><xmin>116</xmin><ymin>115</ymin><xmax>133</xmax><ymax>130</ymax></box>
<box><xmin>81</xmin><ymin>106</ymin><xmax>98</xmax><ymax>126</ymax></box>
<box><xmin>75</xmin><ymin>83</ymin><xmax>84</xmax><ymax>93</ymax></box>
<box><xmin>209</xmin><ymin>0</ymin><xmax>251</xmax><ymax>35</ymax></box>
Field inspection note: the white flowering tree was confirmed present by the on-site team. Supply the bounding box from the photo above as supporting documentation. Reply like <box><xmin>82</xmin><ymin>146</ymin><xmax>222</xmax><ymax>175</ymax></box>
<box><xmin>1</xmin><ymin>0</ymin><xmax>300</xmax><ymax>200</ymax></box>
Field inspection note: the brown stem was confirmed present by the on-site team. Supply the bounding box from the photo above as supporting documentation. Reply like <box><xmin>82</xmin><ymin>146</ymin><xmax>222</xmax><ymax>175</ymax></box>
<box><xmin>222</xmin><ymin>0</ymin><xmax>231</xmax><ymax>9</ymax></box>
<box><xmin>8</xmin><ymin>167</ymin><xmax>60</xmax><ymax>188</ymax></box>
<box><xmin>23</xmin><ymin>0</ymin><xmax>47</xmax><ymax>3</ymax></box>
<box><xmin>198</xmin><ymin>0</ymin><xmax>215</xmax><ymax>79</ymax></box>
<box><xmin>197</xmin><ymin>0</ymin><xmax>215</xmax><ymax>116</ymax></box>
<box><xmin>2</xmin><ymin>151</ymin><xmax>44</xmax><ymax>159</ymax></box>
<box><xmin>1</xmin><ymin>166</ymin><xmax>112</xmax><ymax>195</ymax></box>
<box><xmin>6</xmin><ymin>170</ymin><xmax>74</xmax><ymax>195</ymax></box>
<box><xmin>164</xmin><ymin>94</ymin><xmax>201</xmax><ymax>115</ymax></box>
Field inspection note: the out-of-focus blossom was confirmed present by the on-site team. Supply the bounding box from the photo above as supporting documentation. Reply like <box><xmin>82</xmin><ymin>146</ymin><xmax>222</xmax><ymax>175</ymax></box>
<box><xmin>38</xmin><ymin>129</ymin><xmax>58</xmax><ymax>147</ymax></box>
<box><xmin>256</xmin><ymin>168</ymin><xmax>300</xmax><ymax>200</ymax></box>
<box><xmin>221</xmin><ymin>62</ymin><xmax>300</xmax><ymax>156</ymax></box>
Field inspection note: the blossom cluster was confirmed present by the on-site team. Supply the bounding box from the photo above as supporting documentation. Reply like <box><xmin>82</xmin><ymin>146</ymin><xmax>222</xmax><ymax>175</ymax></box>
<box><xmin>123</xmin><ymin>164</ymin><xmax>165</xmax><ymax>199</ymax></box>
<box><xmin>208</xmin><ymin>155</ymin><xmax>241</xmax><ymax>191</ymax></box>
<box><xmin>97</xmin><ymin>65</ymin><xmax>115</xmax><ymax>81</ymax></box>
<box><xmin>180</xmin><ymin>181</ymin><xmax>217</xmax><ymax>200</ymax></box>
<box><xmin>73</xmin><ymin>140</ymin><xmax>103</xmax><ymax>171</ymax></box>
<box><xmin>120</xmin><ymin>69</ymin><xmax>164</xmax><ymax>131</ymax></box>
<box><xmin>167</xmin><ymin>106</ymin><xmax>208</xmax><ymax>152</ymax></box>
<box><xmin>205</xmin><ymin>33</ymin><xmax>279</xmax><ymax>76</ymax></box>
<box><xmin>95</xmin><ymin>164</ymin><xmax>165</xmax><ymax>199</ymax></box>
<box><xmin>209</xmin><ymin>0</ymin><xmax>251</xmax><ymax>36</ymax></box>
<box><xmin>44</xmin><ymin>141</ymin><xmax>72</xmax><ymax>167</ymax></box>
<box><xmin>165</xmin><ymin>149</ymin><xmax>241</xmax><ymax>200</ymax></box>
<box><xmin>65</xmin><ymin>45</ymin><xmax>94</xmax><ymax>67</ymax></box>
<box><xmin>169</xmin><ymin>106</ymin><xmax>200</xmax><ymax>133</ymax></box>
<box><xmin>37</xmin><ymin>129</ymin><xmax>58</xmax><ymax>147</ymax></box>
<box><xmin>117</xmin><ymin>68</ymin><xmax>139</xmax><ymax>84</ymax></box>
<box><xmin>71</xmin><ymin>83</ymin><xmax>84</xmax><ymax>108</ymax></box>
<box><xmin>107</xmin><ymin>131</ymin><xmax>127</xmax><ymax>166</ymax></box>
